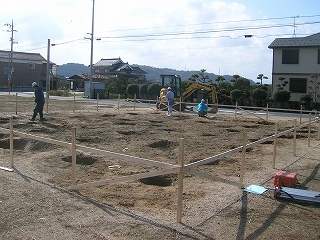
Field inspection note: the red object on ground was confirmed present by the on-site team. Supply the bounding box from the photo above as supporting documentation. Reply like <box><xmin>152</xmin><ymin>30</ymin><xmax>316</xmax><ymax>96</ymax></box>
<box><xmin>274</xmin><ymin>171</ymin><xmax>297</xmax><ymax>188</ymax></box>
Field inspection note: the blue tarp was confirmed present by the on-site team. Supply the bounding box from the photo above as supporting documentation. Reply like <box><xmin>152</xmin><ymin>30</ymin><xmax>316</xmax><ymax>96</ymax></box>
<box><xmin>243</xmin><ymin>185</ymin><xmax>268</xmax><ymax>195</ymax></box>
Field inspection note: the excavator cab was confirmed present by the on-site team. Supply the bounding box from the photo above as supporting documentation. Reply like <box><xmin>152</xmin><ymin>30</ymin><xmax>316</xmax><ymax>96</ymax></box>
<box><xmin>159</xmin><ymin>74</ymin><xmax>182</xmax><ymax>98</ymax></box>
<box><xmin>158</xmin><ymin>74</ymin><xmax>186</xmax><ymax>111</ymax></box>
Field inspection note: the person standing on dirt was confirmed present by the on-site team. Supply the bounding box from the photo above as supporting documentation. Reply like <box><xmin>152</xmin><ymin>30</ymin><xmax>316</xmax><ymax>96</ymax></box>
<box><xmin>197</xmin><ymin>99</ymin><xmax>208</xmax><ymax>117</ymax></box>
<box><xmin>165</xmin><ymin>87</ymin><xmax>174</xmax><ymax>117</ymax></box>
<box><xmin>30</xmin><ymin>82</ymin><xmax>45</xmax><ymax>122</ymax></box>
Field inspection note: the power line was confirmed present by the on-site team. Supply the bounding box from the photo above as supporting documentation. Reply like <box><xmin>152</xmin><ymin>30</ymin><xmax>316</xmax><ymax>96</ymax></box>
<box><xmin>97</xmin><ymin>21</ymin><xmax>320</xmax><ymax>40</ymax></box>
<box><xmin>4</xmin><ymin>16</ymin><xmax>320</xmax><ymax>51</ymax></box>
<box><xmin>95</xmin><ymin>14</ymin><xmax>320</xmax><ymax>34</ymax></box>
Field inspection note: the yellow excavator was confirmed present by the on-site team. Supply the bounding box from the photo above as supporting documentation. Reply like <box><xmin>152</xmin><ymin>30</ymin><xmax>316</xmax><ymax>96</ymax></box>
<box><xmin>156</xmin><ymin>74</ymin><xmax>218</xmax><ymax>113</ymax></box>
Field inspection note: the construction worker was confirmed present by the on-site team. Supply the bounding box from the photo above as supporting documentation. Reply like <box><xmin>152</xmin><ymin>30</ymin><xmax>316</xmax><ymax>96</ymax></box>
<box><xmin>165</xmin><ymin>87</ymin><xmax>174</xmax><ymax>117</ymax></box>
<box><xmin>197</xmin><ymin>99</ymin><xmax>208</xmax><ymax>117</ymax></box>
<box><xmin>30</xmin><ymin>82</ymin><xmax>45</xmax><ymax>122</ymax></box>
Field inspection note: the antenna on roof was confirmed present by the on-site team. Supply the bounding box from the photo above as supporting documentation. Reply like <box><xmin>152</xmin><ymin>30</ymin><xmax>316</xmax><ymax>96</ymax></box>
<box><xmin>293</xmin><ymin>15</ymin><xmax>299</xmax><ymax>37</ymax></box>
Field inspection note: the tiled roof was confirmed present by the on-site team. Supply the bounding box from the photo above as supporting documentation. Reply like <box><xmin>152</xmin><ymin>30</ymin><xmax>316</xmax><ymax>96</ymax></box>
<box><xmin>0</xmin><ymin>50</ymin><xmax>47</xmax><ymax>61</ymax></box>
<box><xmin>114</xmin><ymin>63</ymin><xmax>133</xmax><ymax>72</ymax></box>
<box><xmin>93</xmin><ymin>57</ymin><xmax>147</xmax><ymax>77</ymax></box>
<box><xmin>94</xmin><ymin>58</ymin><xmax>123</xmax><ymax>67</ymax></box>
<box><xmin>131</xmin><ymin>66</ymin><xmax>147</xmax><ymax>74</ymax></box>
<box><xmin>68</xmin><ymin>74</ymin><xmax>109</xmax><ymax>80</ymax></box>
<box><xmin>268</xmin><ymin>32</ymin><xmax>320</xmax><ymax>48</ymax></box>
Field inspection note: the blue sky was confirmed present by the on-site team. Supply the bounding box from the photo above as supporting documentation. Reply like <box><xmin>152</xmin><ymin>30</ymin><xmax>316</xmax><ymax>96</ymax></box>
<box><xmin>1</xmin><ymin>0</ymin><xmax>320</xmax><ymax>83</ymax></box>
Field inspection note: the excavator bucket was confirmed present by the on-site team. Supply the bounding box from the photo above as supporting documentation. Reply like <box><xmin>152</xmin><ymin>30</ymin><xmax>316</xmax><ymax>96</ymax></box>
<box><xmin>209</xmin><ymin>107</ymin><xmax>218</xmax><ymax>114</ymax></box>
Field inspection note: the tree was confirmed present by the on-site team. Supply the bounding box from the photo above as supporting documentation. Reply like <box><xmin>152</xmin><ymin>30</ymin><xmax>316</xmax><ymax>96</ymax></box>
<box><xmin>147</xmin><ymin>83</ymin><xmax>161</xmax><ymax>99</ymax></box>
<box><xmin>181</xmin><ymin>80</ymin><xmax>193</xmax><ymax>92</ymax></box>
<box><xmin>274</xmin><ymin>90</ymin><xmax>291</xmax><ymax>105</ymax></box>
<box><xmin>252</xmin><ymin>87</ymin><xmax>267</xmax><ymax>107</ymax></box>
<box><xmin>308</xmin><ymin>74</ymin><xmax>320</xmax><ymax>102</ymax></box>
<box><xmin>233</xmin><ymin>77</ymin><xmax>250</xmax><ymax>90</ymax></box>
<box><xmin>216</xmin><ymin>81</ymin><xmax>231</xmax><ymax>104</ymax></box>
<box><xmin>106</xmin><ymin>77</ymin><xmax>137</xmax><ymax>98</ymax></box>
<box><xmin>230</xmin><ymin>74</ymin><xmax>240</xmax><ymax>86</ymax></box>
<box><xmin>215</xmin><ymin>75</ymin><xmax>225</xmax><ymax>85</ymax></box>
<box><xmin>273</xmin><ymin>76</ymin><xmax>291</xmax><ymax>107</ymax></box>
<box><xmin>256</xmin><ymin>74</ymin><xmax>268</xmax><ymax>86</ymax></box>
<box><xmin>300</xmin><ymin>93</ymin><xmax>313</xmax><ymax>110</ymax></box>
<box><xmin>217</xmin><ymin>82</ymin><xmax>232</xmax><ymax>94</ymax></box>
<box><xmin>188</xmin><ymin>69</ymin><xmax>210</xmax><ymax>83</ymax></box>
<box><xmin>230</xmin><ymin>89</ymin><xmax>243</xmax><ymax>104</ymax></box>
<box><xmin>139</xmin><ymin>84</ymin><xmax>149</xmax><ymax>99</ymax></box>
<box><xmin>127</xmin><ymin>84</ymin><xmax>139</xmax><ymax>98</ymax></box>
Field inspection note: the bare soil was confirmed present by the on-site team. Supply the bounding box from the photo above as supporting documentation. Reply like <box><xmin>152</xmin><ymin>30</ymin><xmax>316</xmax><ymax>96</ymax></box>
<box><xmin>0</xmin><ymin>95</ymin><xmax>320</xmax><ymax>239</ymax></box>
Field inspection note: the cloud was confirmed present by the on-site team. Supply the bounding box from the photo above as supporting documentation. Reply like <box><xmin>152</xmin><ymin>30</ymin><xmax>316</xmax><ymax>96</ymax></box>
<box><xmin>2</xmin><ymin>0</ymin><xmax>319</xmax><ymax>83</ymax></box>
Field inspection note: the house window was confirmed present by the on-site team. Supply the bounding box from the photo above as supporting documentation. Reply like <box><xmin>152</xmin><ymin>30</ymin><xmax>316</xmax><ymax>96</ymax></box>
<box><xmin>94</xmin><ymin>69</ymin><xmax>100</xmax><ymax>73</ymax></box>
<box><xmin>28</xmin><ymin>63</ymin><xmax>35</xmax><ymax>69</ymax></box>
<box><xmin>289</xmin><ymin>78</ymin><xmax>307</xmax><ymax>93</ymax></box>
<box><xmin>282</xmin><ymin>49</ymin><xmax>299</xmax><ymax>64</ymax></box>
<box><xmin>318</xmin><ymin>49</ymin><xmax>320</xmax><ymax>64</ymax></box>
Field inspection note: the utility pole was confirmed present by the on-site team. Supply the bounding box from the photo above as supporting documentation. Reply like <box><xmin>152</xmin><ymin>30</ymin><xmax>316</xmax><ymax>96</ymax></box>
<box><xmin>4</xmin><ymin>19</ymin><xmax>18</xmax><ymax>94</ymax></box>
<box><xmin>89</xmin><ymin>0</ymin><xmax>95</xmax><ymax>99</ymax></box>
<box><xmin>46</xmin><ymin>39</ymin><xmax>50</xmax><ymax>97</ymax></box>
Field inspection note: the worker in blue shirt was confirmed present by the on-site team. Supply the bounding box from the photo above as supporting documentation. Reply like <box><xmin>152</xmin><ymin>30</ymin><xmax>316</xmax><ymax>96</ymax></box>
<box><xmin>165</xmin><ymin>87</ymin><xmax>174</xmax><ymax>117</ymax></box>
<box><xmin>197</xmin><ymin>99</ymin><xmax>208</xmax><ymax>117</ymax></box>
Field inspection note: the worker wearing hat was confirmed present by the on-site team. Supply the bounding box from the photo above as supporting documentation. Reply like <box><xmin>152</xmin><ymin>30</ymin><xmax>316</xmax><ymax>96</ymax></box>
<box><xmin>165</xmin><ymin>87</ymin><xmax>174</xmax><ymax>117</ymax></box>
<box><xmin>30</xmin><ymin>82</ymin><xmax>45</xmax><ymax>122</ymax></box>
<box><xmin>197</xmin><ymin>99</ymin><xmax>208</xmax><ymax>117</ymax></box>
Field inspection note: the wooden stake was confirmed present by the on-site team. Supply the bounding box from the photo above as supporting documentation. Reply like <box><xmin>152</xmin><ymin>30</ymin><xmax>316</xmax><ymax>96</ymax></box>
<box><xmin>15</xmin><ymin>93</ymin><xmax>18</xmax><ymax>114</ymax></box>
<box><xmin>177</xmin><ymin>138</ymin><xmax>185</xmax><ymax>223</ymax></box>
<box><xmin>318</xmin><ymin>120</ymin><xmax>320</xmax><ymax>140</ymax></box>
<box><xmin>293</xmin><ymin>119</ymin><xmax>297</xmax><ymax>156</ymax></box>
<box><xmin>46</xmin><ymin>92</ymin><xmax>49</xmax><ymax>114</ymax></box>
<box><xmin>96</xmin><ymin>93</ymin><xmax>99</xmax><ymax>111</ymax></box>
<box><xmin>235</xmin><ymin>101</ymin><xmax>238</xmax><ymax>119</ymax></box>
<box><xmin>272</xmin><ymin>122</ymin><xmax>278</xmax><ymax>169</ymax></box>
<box><xmin>156</xmin><ymin>96</ymin><xmax>159</xmax><ymax>112</ymax></box>
<box><xmin>266</xmin><ymin>103</ymin><xmax>269</xmax><ymax>121</ymax></box>
<box><xmin>73</xmin><ymin>93</ymin><xmax>75</xmax><ymax>113</ymax></box>
<box><xmin>117</xmin><ymin>94</ymin><xmax>120</xmax><ymax>110</ymax></box>
<box><xmin>240</xmin><ymin>131</ymin><xmax>247</xmax><ymax>184</ymax></box>
<box><xmin>10</xmin><ymin>116</ymin><xmax>13</xmax><ymax>167</ymax></box>
<box><xmin>308</xmin><ymin>113</ymin><xmax>311</xmax><ymax>147</ymax></box>
<box><xmin>300</xmin><ymin>105</ymin><xmax>302</xmax><ymax>124</ymax></box>
<box><xmin>134</xmin><ymin>94</ymin><xmax>136</xmax><ymax>110</ymax></box>
<box><xmin>71</xmin><ymin>128</ymin><xmax>77</xmax><ymax>186</ymax></box>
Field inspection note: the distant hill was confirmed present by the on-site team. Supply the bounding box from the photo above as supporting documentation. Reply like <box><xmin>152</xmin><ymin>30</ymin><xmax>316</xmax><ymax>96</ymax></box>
<box><xmin>57</xmin><ymin>63</ymin><xmax>89</xmax><ymax>77</ymax></box>
<box><xmin>57</xmin><ymin>63</ymin><xmax>254</xmax><ymax>84</ymax></box>
<box><xmin>135</xmin><ymin>65</ymin><xmax>232</xmax><ymax>82</ymax></box>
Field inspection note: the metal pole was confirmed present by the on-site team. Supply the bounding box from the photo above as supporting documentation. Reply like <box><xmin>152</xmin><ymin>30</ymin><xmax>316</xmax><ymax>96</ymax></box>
<box><xmin>46</xmin><ymin>39</ymin><xmax>50</xmax><ymax>97</ymax></box>
<box><xmin>89</xmin><ymin>0</ymin><xmax>95</xmax><ymax>99</ymax></box>
<box><xmin>5</xmin><ymin>19</ymin><xmax>17</xmax><ymax>95</ymax></box>
<box><xmin>10</xmin><ymin>20</ymin><xmax>14</xmax><ymax>70</ymax></box>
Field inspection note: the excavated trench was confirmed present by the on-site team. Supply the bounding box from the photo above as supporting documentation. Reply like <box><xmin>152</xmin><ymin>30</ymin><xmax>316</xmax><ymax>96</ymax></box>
<box><xmin>139</xmin><ymin>174</ymin><xmax>177</xmax><ymax>187</ymax></box>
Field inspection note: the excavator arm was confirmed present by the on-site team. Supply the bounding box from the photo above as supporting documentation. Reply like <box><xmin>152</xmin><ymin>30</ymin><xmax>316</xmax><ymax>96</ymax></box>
<box><xmin>157</xmin><ymin>77</ymin><xmax>218</xmax><ymax>113</ymax></box>
<box><xmin>181</xmin><ymin>82</ymin><xmax>218</xmax><ymax>113</ymax></box>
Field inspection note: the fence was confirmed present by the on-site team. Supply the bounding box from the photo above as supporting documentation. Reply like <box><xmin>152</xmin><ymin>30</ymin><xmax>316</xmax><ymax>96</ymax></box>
<box><xmin>0</xmin><ymin>93</ymin><xmax>318</xmax><ymax>124</ymax></box>
<box><xmin>1</xmin><ymin>112</ymin><xmax>319</xmax><ymax>223</ymax></box>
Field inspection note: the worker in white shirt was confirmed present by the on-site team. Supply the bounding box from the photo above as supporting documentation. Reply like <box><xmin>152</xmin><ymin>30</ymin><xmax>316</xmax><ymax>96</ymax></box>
<box><xmin>165</xmin><ymin>87</ymin><xmax>174</xmax><ymax>117</ymax></box>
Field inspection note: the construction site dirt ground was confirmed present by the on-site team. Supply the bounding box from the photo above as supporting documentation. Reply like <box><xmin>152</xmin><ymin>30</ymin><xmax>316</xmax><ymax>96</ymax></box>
<box><xmin>0</xmin><ymin>95</ymin><xmax>320</xmax><ymax>240</ymax></box>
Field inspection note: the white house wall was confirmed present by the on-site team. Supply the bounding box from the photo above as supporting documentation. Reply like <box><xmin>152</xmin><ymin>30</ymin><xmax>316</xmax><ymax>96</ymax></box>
<box><xmin>272</xmin><ymin>47</ymin><xmax>320</xmax><ymax>102</ymax></box>
<box><xmin>272</xmin><ymin>47</ymin><xmax>320</xmax><ymax>74</ymax></box>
